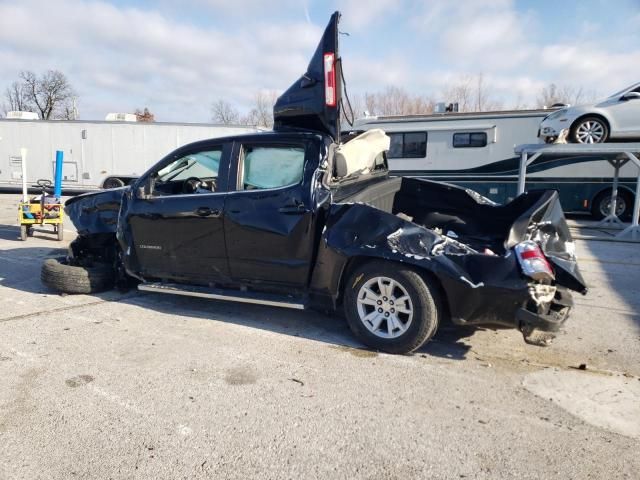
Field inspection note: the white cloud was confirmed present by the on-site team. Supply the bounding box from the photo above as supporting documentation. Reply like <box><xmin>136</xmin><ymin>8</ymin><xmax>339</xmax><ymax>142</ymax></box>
<box><xmin>1</xmin><ymin>0</ymin><xmax>638</xmax><ymax>122</ymax></box>
<box><xmin>337</xmin><ymin>0</ymin><xmax>397</xmax><ymax>32</ymax></box>
<box><xmin>0</xmin><ymin>0</ymin><xmax>321</xmax><ymax>121</ymax></box>
<box><xmin>406</xmin><ymin>0</ymin><xmax>640</xmax><ymax>106</ymax></box>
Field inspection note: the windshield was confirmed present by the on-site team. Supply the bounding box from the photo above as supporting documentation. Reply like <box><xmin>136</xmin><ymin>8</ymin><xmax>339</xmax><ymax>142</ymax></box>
<box><xmin>608</xmin><ymin>82</ymin><xmax>640</xmax><ymax>98</ymax></box>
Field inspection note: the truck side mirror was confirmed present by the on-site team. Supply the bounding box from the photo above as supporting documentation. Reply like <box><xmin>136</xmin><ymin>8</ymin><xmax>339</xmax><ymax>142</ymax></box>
<box><xmin>136</xmin><ymin>176</ymin><xmax>154</xmax><ymax>199</ymax></box>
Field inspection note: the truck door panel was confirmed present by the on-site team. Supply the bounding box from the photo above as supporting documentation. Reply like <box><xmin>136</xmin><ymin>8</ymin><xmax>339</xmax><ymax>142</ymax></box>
<box><xmin>224</xmin><ymin>141</ymin><xmax>316</xmax><ymax>288</ymax></box>
<box><xmin>123</xmin><ymin>143</ymin><xmax>231</xmax><ymax>284</ymax></box>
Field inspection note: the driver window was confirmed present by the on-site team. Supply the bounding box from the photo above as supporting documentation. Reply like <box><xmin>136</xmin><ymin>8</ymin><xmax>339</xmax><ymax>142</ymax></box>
<box><xmin>153</xmin><ymin>148</ymin><xmax>222</xmax><ymax>196</ymax></box>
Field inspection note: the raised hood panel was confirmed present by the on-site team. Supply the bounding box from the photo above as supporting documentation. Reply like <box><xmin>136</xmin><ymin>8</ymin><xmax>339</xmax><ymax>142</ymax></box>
<box><xmin>273</xmin><ymin>11</ymin><xmax>341</xmax><ymax>140</ymax></box>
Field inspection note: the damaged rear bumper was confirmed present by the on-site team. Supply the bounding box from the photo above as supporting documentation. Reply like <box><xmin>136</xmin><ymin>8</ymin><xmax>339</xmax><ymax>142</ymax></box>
<box><xmin>517</xmin><ymin>287</ymin><xmax>573</xmax><ymax>333</ymax></box>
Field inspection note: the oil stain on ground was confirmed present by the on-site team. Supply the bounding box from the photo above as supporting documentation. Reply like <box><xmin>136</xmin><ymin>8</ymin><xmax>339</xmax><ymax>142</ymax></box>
<box><xmin>331</xmin><ymin>345</ymin><xmax>378</xmax><ymax>358</ymax></box>
<box><xmin>65</xmin><ymin>374</ymin><xmax>95</xmax><ymax>388</ymax></box>
<box><xmin>224</xmin><ymin>366</ymin><xmax>258</xmax><ymax>386</ymax></box>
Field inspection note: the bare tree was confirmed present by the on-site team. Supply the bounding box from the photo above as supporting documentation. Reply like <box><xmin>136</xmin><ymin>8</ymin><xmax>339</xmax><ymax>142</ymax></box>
<box><xmin>536</xmin><ymin>83</ymin><xmax>597</xmax><ymax>108</ymax></box>
<box><xmin>442</xmin><ymin>75</ymin><xmax>474</xmax><ymax>112</ymax></box>
<box><xmin>211</xmin><ymin>99</ymin><xmax>240</xmax><ymax>124</ymax></box>
<box><xmin>243</xmin><ymin>90</ymin><xmax>278</xmax><ymax>128</ymax></box>
<box><xmin>442</xmin><ymin>73</ymin><xmax>502</xmax><ymax>112</ymax></box>
<box><xmin>4</xmin><ymin>80</ymin><xmax>32</xmax><ymax>112</ymax></box>
<box><xmin>359</xmin><ymin>86</ymin><xmax>434</xmax><ymax>117</ymax></box>
<box><xmin>17</xmin><ymin>70</ymin><xmax>76</xmax><ymax>119</ymax></box>
<box><xmin>134</xmin><ymin>107</ymin><xmax>155</xmax><ymax>122</ymax></box>
<box><xmin>341</xmin><ymin>92</ymin><xmax>365</xmax><ymax>126</ymax></box>
<box><xmin>511</xmin><ymin>92</ymin><xmax>529</xmax><ymax>110</ymax></box>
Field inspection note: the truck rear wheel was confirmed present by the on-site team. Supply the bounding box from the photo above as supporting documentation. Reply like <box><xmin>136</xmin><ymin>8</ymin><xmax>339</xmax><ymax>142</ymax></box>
<box><xmin>343</xmin><ymin>261</ymin><xmax>440</xmax><ymax>354</ymax></box>
<box><xmin>41</xmin><ymin>257</ymin><xmax>115</xmax><ymax>294</ymax></box>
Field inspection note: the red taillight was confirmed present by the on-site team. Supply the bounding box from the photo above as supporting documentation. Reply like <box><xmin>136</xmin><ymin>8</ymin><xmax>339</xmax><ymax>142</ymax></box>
<box><xmin>515</xmin><ymin>241</ymin><xmax>555</xmax><ymax>281</ymax></box>
<box><xmin>324</xmin><ymin>52</ymin><xmax>336</xmax><ymax>107</ymax></box>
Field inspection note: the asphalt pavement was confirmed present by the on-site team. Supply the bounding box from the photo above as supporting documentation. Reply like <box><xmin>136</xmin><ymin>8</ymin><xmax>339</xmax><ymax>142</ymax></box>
<box><xmin>1</xmin><ymin>193</ymin><xmax>639</xmax><ymax>480</ymax></box>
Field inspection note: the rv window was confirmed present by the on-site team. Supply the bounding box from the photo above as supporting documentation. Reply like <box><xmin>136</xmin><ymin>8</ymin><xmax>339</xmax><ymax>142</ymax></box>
<box><xmin>453</xmin><ymin>132</ymin><xmax>487</xmax><ymax>148</ymax></box>
<box><xmin>387</xmin><ymin>132</ymin><xmax>427</xmax><ymax>158</ymax></box>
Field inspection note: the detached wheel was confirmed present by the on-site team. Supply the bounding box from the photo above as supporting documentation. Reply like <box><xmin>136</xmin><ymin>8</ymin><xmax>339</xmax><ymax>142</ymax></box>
<box><xmin>344</xmin><ymin>261</ymin><xmax>440</xmax><ymax>354</ymax></box>
<box><xmin>591</xmin><ymin>189</ymin><xmax>633</xmax><ymax>220</ymax></box>
<box><xmin>571</xmin><ymin>116</ymin><xmax>609</xmax><ymax>144</ymax></box>
<box><xmin>41</xmin><ymin>257</ymin><xmax>115</xmax><ymax>294</ymax></box>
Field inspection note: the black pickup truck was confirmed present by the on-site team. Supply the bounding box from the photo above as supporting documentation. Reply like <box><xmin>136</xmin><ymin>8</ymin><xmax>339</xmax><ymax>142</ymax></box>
<box><xmin>42</xmin><ymin>12</ymin><xmax>587</xmax><ymax>354</ymax></box>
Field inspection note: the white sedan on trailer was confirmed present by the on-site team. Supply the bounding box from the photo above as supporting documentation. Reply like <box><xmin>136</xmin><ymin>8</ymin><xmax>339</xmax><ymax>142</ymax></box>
<box><xmin>539</xmin><ymin>82</ymin><xmax>640</xmax><ymax>144</ymax></box>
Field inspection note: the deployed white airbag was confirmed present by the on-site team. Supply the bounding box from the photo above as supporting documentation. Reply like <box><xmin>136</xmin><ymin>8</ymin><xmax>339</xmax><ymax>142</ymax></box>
<box><xmin>335</xmin><ymin>129</ymin><xmax>390</xmax><ymax>177</ymax></box>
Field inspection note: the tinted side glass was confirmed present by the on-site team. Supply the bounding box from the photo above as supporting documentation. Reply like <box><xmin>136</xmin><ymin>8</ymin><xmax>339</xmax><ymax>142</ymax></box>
<box><xmin>387</xmin><ymin>132</ymin><xmax>427</xmax><ymax>158</ymax></box>
<box><xmin>388</xmin><ymin>133</ymin><xmax>403</xmax><ymax>158</ymax></box>
<box><xmin>453</xmin><ymin>132</ymin><xmax>487</xmax><ymax>148</ymax></box>
<box><xmin>240</xmin><ymin>145</ymin><xmax>305</xmax><ymax>190</ymax></box>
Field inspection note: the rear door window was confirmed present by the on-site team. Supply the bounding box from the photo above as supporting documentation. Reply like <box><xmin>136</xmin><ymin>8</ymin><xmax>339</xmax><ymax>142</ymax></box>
<box><xmin>239</xmin><ymin>145</ymin><xmax>306</xmax><ymax>190</ymax></box>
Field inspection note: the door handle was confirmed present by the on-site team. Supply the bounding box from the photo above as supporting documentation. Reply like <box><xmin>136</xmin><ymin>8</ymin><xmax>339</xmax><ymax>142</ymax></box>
<box><xmin>195</xmin><ymin>207</ymin><xmax>221</xmax><ymax>218</ymax></box>
<box><xmin>278</xmin><ymin>204</ymin><xmax>308</xmax><ymax>215</ymax></box>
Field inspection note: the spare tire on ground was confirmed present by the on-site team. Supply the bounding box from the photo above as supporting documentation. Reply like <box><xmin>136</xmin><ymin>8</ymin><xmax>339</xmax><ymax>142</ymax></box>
<box><xmin>41</xmin><ymin>257</ymin><xmax>115</xmax><ymax>294</ymax></box>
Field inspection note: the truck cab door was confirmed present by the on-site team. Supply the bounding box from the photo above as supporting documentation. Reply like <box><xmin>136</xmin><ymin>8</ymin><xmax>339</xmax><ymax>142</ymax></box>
<box><xmin>122</xmin><ymin>142</ymin><xmax>232</xmax><ymax>284</ymax></box>
<box><xmin>223</xmin><ymin>139</ymin><xmax>320</xmax><ymax>290</ymax></box>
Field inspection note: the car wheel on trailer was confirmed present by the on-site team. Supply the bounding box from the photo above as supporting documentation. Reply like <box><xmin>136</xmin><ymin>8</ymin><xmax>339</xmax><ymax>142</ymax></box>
<box><xmin>41</xmin><ymin>256</ymin><xmax>115</xmax><ymax>294</ymax></box>
<box><xmin>591</xmin><ymin>189</ymin><xmax>633</xmax><ymax>220</ymax></box>
<box><xmin>343</xmin><ymin>260</ymin><xmax>441</xmax><ymax>354</ymax></box>
<box><xmin>103</xmin><ymin>177</ymin><xmax>125</xmax><ymax>189</ymax></box>
<box><xmin>571</xmin><ymin>116</ymin><xmax>609</xmax><ymax>144</ymax></box>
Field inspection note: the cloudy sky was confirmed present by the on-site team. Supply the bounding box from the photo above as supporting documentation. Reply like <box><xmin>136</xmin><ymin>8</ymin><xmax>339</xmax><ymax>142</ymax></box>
<box><xmin>1</xmin><ymin>0</ymin><xmax>639</xmax><ymax>122</ymax></box>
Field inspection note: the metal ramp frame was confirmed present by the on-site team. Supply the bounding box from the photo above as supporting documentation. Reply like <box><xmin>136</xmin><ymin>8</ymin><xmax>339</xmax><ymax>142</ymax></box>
<box><xmin>515</xmin><ymin>143</ymin><xmax>640</xmax><ymax>240</ymax></box>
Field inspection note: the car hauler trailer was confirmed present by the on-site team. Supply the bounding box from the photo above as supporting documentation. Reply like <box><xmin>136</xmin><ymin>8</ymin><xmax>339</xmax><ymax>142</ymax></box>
<box><xmin>0</xmin><ymin>118</ymin><xmax>260</xmax><ymax>192</ymax></box>
<box><xmin>353</xmin><ymin>111</ymin><xmax>638</xmax><ymax>218</ymax></box>
<box><xmin>516</xmin><ymin>142</ymin><xmax>640</xmax><ymax>240</ymax></box>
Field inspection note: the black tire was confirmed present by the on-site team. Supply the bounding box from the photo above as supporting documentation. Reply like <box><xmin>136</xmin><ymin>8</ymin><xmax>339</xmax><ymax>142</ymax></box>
<box><xmin>343</xmin><ymin>260</ymin><xmax>440</xmax><ymax>354</ymax></box>
<box><xmin>20</xmin><ymin>225</ymin><xmax>28</xmax><ymax>241</ymax></box>
<box><xmin>590</xmin><ymin>189</ymin><xmax>633</xmax><ymax>220</ymax></box>
<box><xmin>103</xmin><ymin>177</ymin><xmax>125</xmax><ymax>189</ymax></box>
<box><xmin>570</xmin><ymin>116</ymin><xmax>609</xmax><ymax>144</ymax></box>
<box><xmin>41</xmin><ymin>257</ymin><xmax>115</xmax><ymax>294</ymax></box>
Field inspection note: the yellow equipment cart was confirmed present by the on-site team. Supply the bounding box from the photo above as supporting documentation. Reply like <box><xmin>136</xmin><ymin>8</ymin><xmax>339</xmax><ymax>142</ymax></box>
<box><xmin>18</xmin><ymin>179</ymin><xmax>64</xmax><ymax>241</ymax></box>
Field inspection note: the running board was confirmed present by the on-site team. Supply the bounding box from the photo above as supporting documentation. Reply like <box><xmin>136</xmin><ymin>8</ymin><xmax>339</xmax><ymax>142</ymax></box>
<box><xmin>138</xmin><ymin>282</ymin><xmax>307</xmax><ymax>310</ymax></box>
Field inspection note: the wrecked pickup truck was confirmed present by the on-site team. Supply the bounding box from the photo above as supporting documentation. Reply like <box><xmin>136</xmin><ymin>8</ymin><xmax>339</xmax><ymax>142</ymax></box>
<box><xmin>42</xmin><ymin>12</ymin><xmax>587</xmax><ymax>354</ymax></box>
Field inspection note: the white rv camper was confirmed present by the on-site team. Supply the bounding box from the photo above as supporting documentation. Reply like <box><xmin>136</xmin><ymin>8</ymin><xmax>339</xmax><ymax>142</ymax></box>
<box><xmin>354</xmin><ymin>110</ymin><xmax>638</xmax><ymax>218</ymax></box>
<box><xmin>0</xmin><ymin>118</ymin><xmax>259</xmax><ymax>192</ymax></box>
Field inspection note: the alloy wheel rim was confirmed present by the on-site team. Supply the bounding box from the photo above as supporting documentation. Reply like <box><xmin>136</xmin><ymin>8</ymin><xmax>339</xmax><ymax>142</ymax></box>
<box><xmin>356</xmin><ymin>276</ymin><xmax>413</xmax><ymax>339</ymax></box>
<box><xmin>576</xmin><ymin>121</ymin><xmax>605</xmax><ymax>143</ymax></box>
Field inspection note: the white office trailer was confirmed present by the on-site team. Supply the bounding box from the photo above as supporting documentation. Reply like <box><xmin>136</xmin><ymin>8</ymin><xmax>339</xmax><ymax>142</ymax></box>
<box><xmin>353</xmin><ymin>110</ymin><xmax>638</xmax><ymax>217</ymax></box>
<box><xmin>0</xmin><ymin>118</ymin><xmax>260</xmax><ymax>192</ymax></box>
